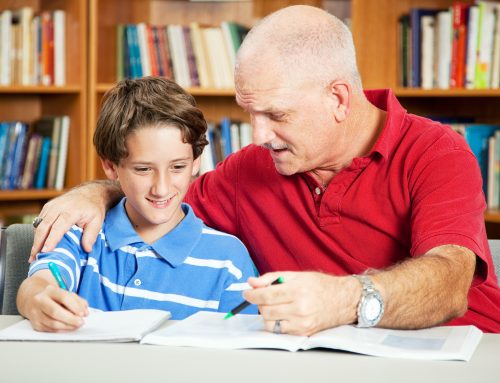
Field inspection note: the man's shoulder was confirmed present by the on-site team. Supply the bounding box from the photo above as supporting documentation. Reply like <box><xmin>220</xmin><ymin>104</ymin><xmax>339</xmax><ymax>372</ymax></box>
<box><xmin>403</xmin><ymin>114</ymin><xmax>471</xmax><ymax>153</ymax></box>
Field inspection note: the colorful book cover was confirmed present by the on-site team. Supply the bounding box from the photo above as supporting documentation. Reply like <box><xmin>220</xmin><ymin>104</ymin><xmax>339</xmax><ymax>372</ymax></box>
<box><xmin>34</xmin><ymin>136</ymin><xmax>51</xmax><ymax>189</ymax></box>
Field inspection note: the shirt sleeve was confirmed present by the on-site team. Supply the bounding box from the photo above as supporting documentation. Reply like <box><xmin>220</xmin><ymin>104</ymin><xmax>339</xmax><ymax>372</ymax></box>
<box><xmin>409</xmin><ymin>141</ymin><xmax>490</xmax><ymax>281</ymax></box>
<box><xmin>29</xmin><ymin>226</ymin><xmax>86</xmax><ymax>292</ymax></box>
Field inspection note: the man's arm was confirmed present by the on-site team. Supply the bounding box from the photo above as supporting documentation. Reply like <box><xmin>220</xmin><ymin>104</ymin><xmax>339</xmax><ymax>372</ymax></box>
<box><xmin>244</xmin><ymin>244</ymin><xmax>475</xmax><ymax>336</ymax></box>
<box><xmin>30</xmin><ymin>180</ymin><xmax>123</xmax><ymax>260</ymax></box>
<box><xmin>17</xmin><ymin>270</ymin><xmax>89</xmax><ymax>332</ymax></box>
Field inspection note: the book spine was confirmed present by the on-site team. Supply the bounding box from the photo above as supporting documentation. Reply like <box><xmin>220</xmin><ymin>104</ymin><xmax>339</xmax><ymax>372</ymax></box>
<box><xmin>53</xmin><ymin>10</ymin><xmax>65</xmax><ymax>86</ymax></box>
<box><xmin>34</xmin><ymin>137</ymin><xmax>51</xmax><ymax>189</ymax></box>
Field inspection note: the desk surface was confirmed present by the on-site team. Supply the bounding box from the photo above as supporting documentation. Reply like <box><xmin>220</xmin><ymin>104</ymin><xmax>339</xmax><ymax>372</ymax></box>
<box><xmin>0</xmin><ymin>315</ymin><xmax>499</xmax><ymax>383</ymax></box>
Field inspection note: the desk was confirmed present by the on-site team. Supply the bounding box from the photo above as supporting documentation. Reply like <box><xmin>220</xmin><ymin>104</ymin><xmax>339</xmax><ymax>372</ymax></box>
<box><xmin>0</xmin><ymin>315</ymin><xmax>499</xmax><ymax>383</ymax></box>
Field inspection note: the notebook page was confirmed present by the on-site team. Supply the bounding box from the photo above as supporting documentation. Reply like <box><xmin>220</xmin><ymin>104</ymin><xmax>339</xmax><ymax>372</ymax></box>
<box><xmin>141</xmin><ymin>311</ymin><xmax>306</xmax><ymax>351</ymax></box>
<box><xmin>0</xmin><ymin>309</ymin><xmax>170</xmax><ymax>342</ymax></box>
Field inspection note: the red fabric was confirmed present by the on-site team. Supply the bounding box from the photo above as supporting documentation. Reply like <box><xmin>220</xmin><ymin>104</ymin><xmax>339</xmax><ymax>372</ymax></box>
<box><xmin>186</xmin><ymin>89</ymin><xmax>500</xmax><ymax>333</ymax></box>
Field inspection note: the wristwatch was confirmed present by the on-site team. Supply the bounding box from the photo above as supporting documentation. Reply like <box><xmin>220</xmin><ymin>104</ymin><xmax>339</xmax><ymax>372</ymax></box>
<box><xmin>352</xmin><ymin>274</ymin><xmax>384</xmax><ymax>328</ymax></box>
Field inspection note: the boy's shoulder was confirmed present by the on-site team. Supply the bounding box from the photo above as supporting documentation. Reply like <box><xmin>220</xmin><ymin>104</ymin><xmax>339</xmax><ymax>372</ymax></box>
<box><xmin>198</xmin><ymin>224</ymin><xmax>245</xmax><ymax>247</ymax></box>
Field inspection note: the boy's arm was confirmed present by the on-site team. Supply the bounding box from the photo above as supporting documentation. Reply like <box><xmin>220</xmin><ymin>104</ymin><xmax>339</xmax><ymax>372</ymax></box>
<box><xmin>16</xmin><ymin>269</ymin><xmax>89</xmax><ymax>332</ymax></box>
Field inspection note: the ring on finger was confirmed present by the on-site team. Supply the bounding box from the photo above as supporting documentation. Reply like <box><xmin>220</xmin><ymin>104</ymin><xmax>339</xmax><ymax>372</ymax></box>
<box><xmin>32</xmin><ymin>216</ymin><xmax>43</xmax><ymax>228</ymax></box>
<box><xmin>273</xmin><ymin>320</ymin><xmax>282</xmax><ymax>334</ymax></box>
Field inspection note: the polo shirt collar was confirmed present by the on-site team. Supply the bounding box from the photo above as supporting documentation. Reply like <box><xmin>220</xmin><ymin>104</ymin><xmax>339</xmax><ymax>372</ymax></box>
<box><xmin>364</xmin><ymin>89</ymin><xmax>407</xmax><ymax>160</ymax></box>
<box><xmin>104</xmin><ymin>198</ymin><xmax>203</xmax><ymax>267</ymax></box>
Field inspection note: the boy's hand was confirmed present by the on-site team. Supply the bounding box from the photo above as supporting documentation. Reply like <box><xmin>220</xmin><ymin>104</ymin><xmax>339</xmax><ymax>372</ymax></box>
<box><xmin>17</xmin><ymin>273</ymin><xmax>89</xmax><ymax>333</ymax></box>
<box><xmin>25</xmin><ymin>285</ymin><xmax>89</xmax><ymax>332</ymax></box>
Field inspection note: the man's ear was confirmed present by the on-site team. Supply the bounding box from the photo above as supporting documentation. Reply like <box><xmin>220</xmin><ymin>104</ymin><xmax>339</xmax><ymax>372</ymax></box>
<box><xmin>192</xmin><ymin>156</ymin><xmax>201</xmax><ymax>176</ymax></box>
<box><xmin>327</xmin><ymin>81</ymin><xmax>351</xmax><ymax>122</ymax></box>
<box><xmin>100</xmin><ymin>158</ymin><xmax>119</xmax><ymax>180</ymax></box>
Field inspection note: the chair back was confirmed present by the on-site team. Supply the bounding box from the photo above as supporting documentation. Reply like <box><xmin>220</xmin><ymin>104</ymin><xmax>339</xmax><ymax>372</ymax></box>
<box><xmin>0</xmin><ymin>224</ymin><xmax>34</xmax><ymax>315</ymax></box>
<box><xmin>487</xmin><ymin>240</ymin><xmax>500</xmax><ymax>285</ymax></box>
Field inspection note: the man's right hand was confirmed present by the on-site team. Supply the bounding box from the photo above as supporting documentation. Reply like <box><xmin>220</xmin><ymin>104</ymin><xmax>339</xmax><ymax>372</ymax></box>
<box><xmin>30</xmin><ymin>181</ymin><xmax>122</xmax><ymax>261</ymax></box>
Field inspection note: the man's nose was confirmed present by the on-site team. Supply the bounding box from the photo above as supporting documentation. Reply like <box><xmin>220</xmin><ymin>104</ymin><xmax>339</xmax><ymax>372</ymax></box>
<box><xmin>251</xmin><ymin>115</ymin><xmax>275</xmax><ymax>146</ymax></box>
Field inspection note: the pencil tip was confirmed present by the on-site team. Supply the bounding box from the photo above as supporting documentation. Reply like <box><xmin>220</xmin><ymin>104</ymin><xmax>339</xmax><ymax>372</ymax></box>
<box><xmin>224</xmin><ymin>312</ymin><xmax>233</xmax><ymax>320</ymax></box>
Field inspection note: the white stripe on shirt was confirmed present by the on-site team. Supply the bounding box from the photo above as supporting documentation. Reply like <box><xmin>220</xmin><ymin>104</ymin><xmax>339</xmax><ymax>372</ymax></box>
<box><xmin>184</xmin><ymin>256</ymin><xmax>243</xmax><ymax>279</ymax></box>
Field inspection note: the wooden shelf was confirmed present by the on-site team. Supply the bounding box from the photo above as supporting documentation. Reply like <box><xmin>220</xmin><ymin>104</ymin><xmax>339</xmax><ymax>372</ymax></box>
<box><xmin>394</xmin><ymin>88</ymin><xmax>500</xmax><ymax>97</ymax></box>
<box><xmin>0</xmin><ymin>85</ymin><xmax>82</xmax><ymax>94</ymax></box>
<box><xmin>0</xmin><ymin>190</ymin><xmax>65</xmax><ymax>202</ymax></box>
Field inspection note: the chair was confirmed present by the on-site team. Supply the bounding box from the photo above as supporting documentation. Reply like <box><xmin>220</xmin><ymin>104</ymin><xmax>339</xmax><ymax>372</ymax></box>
<box><xmin>0</xmin><ymin>224</ymin><xmax>34</xmax><ymax>315</ymax></box>
<box><xmin>0</xmin><ymin>225</ymin><xmax>499</xmax><ymax>316</ymax></box>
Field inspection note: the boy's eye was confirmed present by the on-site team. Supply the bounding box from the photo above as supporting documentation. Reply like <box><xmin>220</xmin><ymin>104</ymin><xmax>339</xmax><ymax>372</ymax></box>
<box><xmin>173</xmin><ymin>164</ymin><xmax>187</xmax><ymax>171</ymax></box>
<box><xmin>134</xmin><ymin>167</ymin><xmax>151</xmax><ymax>173</ymax></box>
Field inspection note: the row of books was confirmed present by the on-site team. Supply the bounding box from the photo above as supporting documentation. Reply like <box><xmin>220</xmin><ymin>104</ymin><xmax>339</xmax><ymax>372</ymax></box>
<box><xmin>199</xmin><ymin>118</ymin><xmax>252</xmax><ymax>174</ymax></box>
<box><xmin>0</xmin><ymin>7</ymin><xmax>65</xmax><ymax>87</ymax></box>
<box><xmin>399</xmin><ymin>1</ymin><xmax>500</xmax><ymax>89</ymax></box>
<box><xmin>117</xmin><ymin>21</ymin><xmax>249</xmax><ymax>88</ymax></box>
<box><xmin>0</xmin><ymin>116</ymin><xmax>70</xmax><ymax>191</ymax></box>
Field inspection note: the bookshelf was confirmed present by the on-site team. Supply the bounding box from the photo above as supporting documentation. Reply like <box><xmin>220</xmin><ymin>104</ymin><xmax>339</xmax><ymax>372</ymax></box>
<box><xmin>88</xmin><ymin>0</ymin><xmax>263</xmax><ymax>179</ymax></box>
<box><xmin>0</xmin><ymin>0</ymin><xmax>87</xmax><ymax>224</ymax></box>
<box><xmin>350</xmin><ymin>0</ymin><xmax>500</xmax><ymax>234</ymax></box>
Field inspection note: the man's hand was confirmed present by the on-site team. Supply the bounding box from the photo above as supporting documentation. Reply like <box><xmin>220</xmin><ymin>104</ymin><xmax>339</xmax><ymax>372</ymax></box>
<box><xmin>17</xmin><ymin>272</ymin><xmax>89</xmax><ymax>332</ymax></box>
<box><xmin>30</xmin><ymin>181</ymin><xmax>122</xmax><ymax>261</ymax></box>
<box><xmin>243</xmin><ymin>272</ymin><xmax>360</xmax><ymax>336</ymax></box>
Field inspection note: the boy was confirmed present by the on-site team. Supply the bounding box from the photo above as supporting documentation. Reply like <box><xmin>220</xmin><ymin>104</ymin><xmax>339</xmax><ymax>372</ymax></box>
<box><xmin>17</xmin><ymin>77</ymin><xmax>257</xmax><ymax>332</ymax></box>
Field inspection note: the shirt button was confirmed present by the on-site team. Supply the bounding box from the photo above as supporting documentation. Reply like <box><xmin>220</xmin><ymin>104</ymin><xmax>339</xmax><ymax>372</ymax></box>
<box><xmin>134</xmin><ymin>279</ymin><xmax>142</xmax><ymax>286</ymax></box>
<box><xmin>315</xmin><ymin>187</ymin><xmax>322</xmax><ymax>195</ymax></box>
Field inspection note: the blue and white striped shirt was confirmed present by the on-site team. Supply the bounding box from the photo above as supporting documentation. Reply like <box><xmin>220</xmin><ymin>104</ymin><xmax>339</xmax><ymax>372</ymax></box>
<box><xmin>29</xmin><ymin>199</ymin><xmax>258</xmax><ymax>319</ymax></box>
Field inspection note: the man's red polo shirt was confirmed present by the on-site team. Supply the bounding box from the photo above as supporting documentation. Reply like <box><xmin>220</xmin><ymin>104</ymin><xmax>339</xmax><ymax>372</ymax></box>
<box><xmin>186</xmin><ymin>89</ymin><xmax>500</xmax><ymax>332</ymax></box>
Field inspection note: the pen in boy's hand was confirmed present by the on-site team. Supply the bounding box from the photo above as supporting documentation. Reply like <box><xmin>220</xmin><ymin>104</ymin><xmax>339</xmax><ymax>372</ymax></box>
<box><xmin>48</xmin><ymin>261</ymin><xmax>69</xmax><ymax>291</ymax></box>
<box><xmin>224</xmin><ymin>276</ymin><xmax>284</xmax><ymax>319</ymax></box>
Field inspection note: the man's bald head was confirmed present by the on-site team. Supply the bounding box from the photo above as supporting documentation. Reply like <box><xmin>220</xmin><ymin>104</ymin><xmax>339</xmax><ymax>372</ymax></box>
<box><xmin>235</xmin><ymin>5</ymin><xmax>362</xmax><ymax>91</ymax></box>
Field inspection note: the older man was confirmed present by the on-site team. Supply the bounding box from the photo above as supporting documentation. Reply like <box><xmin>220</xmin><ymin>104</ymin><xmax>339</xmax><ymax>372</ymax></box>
<box><xmin>31</xmin><ymin>5</ymin><xmax>500</xmax><ymax>335</ymax></box>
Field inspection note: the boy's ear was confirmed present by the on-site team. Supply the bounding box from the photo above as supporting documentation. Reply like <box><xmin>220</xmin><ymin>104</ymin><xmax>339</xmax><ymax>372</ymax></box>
<box><xmin>100</xmin><ymin>158</ymin><xmax>119</xmax><ymax>180</ymax></box>
<box><xmin>192</xmin><ymin>156</ymin><xmax>201</xmax><ymax>176</ymax></box>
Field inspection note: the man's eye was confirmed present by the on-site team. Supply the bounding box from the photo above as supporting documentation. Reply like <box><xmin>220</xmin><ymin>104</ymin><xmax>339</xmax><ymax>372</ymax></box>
<box><xmin>270</xmin><ymin>114</ymin><xmax>285</xmax><ymax>121</ymax></box>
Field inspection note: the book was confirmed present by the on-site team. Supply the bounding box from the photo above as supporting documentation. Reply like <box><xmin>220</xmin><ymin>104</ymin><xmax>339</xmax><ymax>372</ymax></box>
<box><xmin>0</xmin><ymin>309</ymin><xmax>170</xmax><ymax>343</ymax></box>
<box><xmin>54</xmin><ymin>115</ymin><xmax>70</xmax><ymax>190</ymax></box>
<box><xmin>52</xmin><ymin>9</ymin><xmax>65</xmax><ymax>86</ymax></box>
<box><xmin>436</xmin><ymin>10</ymin><xmax>452</xmax><ymax>89</ymax></box>
<box><xmin>475</xmin><ymin>1</ymin><xmax>496</xmax><ymax>89</ymax></box>
<box><xmin>409</xmin><ymin>8</ymin><xmax>439</xmax><ymax>88</ymax></box>
<box><xmin>450</xmin><ymin>3</ymin><xmax>468</xmax><ymax>89</ymax></box>
<box><xmin>465</xmin><ymin>5</ymin><xmax>480</xmax><ymax>89</ymax></box>
<box><xmin>420</xmin><ymin>15</ymin><xmax>435</xmax><ymax>89</ymax></box>
<box><xmin>141</xmin><ymin>311</ymin><xmax>482</xmax><ymax>362</ymax></box>
<box><xmin>33</xmin><ymin>136</ymin><xmax>51</xmax><ymax>189</ymax></box>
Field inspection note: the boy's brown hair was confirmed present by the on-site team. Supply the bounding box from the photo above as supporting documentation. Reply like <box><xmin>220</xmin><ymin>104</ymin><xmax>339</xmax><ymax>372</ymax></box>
<box><xmin>94</xmin><ymin>77</ymin><xmax>208</xmax><ymax>164</ymax></box>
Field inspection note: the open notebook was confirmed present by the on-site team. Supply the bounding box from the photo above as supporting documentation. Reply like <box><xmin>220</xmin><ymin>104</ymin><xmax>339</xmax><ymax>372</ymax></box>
<box><xmin>141</xmin><ymin>311</ymin><xmax>482</xmax><ymax>361</ymax></box>
<box><xmin>0</xmin><ymin>309</ymin><xmax>170</xmax><ymax>342</ymax></box>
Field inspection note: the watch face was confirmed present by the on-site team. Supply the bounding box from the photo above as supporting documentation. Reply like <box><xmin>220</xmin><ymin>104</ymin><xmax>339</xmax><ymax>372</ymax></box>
<box><xmin>364</xmin><ymin>294</ymin><xmax>382</xmax><ymax>321</ymax></box>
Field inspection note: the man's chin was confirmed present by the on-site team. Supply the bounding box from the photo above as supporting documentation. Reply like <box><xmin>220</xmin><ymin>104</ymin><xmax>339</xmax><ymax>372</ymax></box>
<box><xmin>273</xmin><ymin>163</ymin><xmax>299</xmax><ymax>176</ymax></box>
